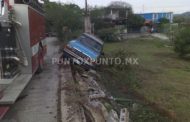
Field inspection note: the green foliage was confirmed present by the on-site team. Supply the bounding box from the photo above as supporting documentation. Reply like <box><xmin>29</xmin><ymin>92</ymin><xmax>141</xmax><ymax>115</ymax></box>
<box><xmin>90</xmin><ymin>1</ymin><xmax>144</xmax><ymax>34</ymax></box>
<box><xmin>174</xmin><ymin>13</ymin><xmax>190</xmax><ymax>24</ymax></box>
<box><xmin>130</xmin><ymin>104</ymin><xmax>171</xmax><ymax>122</ymax></box>
<box><xmin>90</xmin><ymin>7</ymin><xmax>114</xmax><ymax>30</ymax></box>
<box><xmin>44</xmin><ymin>1</ymin><xmax>83</xmax><ymax>41</ymax></box>
<box><xmin>90</xmin><ymin>7</ymin><xmax>105</xmax><ymax>20</ymax></box>
<box><xmin>174</xmin><ymin>16</ymin><xmax>185</xmax><ymax>23</ymax></box>
<box><xmin>103</xmin><ymin>38</ymin><xmax>190</xmax><ymax>121</ymax></box>
<box><xmin>159</xmin><ymin>18</ymin><xmax>170</xmax><ymax>24</ymax></box>
<box><xmin>110</xmin><ymin>49</ymin><xmax>131</xmax><ymax>71</ymax></box>
<box><xmin>90</xmin><ymin>1</ymin><xmax>133</xmax><ymax>31</ymax></box>
<box><xmin>99</xmin><ymin>49</ymin><xmax>140</xmax><ymax>91</ymax></box>
<box><xmin>106</xmin><ymin>1</ymin><xmax>132</xmax><ymax>19</ymax></box>
<box><xmin>127</xmin><ymin>14</ymin><xmax>145</xmax><ymax>31</ymax></box>
<box><xmin>96</xmin><ymin>28</ymin><xmax>120</xmax><ymax>42</ymax></box>
<box><xmin>174</xmin><ymin>27</ymin><xmax>190</xmax><ymax>57</ymax></box>
<box><xmin>157</xmin><ymin>23</ymin><xmax>170</xmax><ymax>33</ymax></box>
<box><xmin>93</xmin><ymin>18</ymin><xmax>114</xmax><ymax>30</ymax></box>
<box><xmin>157</xmin><ymin>18</ymin><xmax>170</xmax><ymax>33</ymax></box>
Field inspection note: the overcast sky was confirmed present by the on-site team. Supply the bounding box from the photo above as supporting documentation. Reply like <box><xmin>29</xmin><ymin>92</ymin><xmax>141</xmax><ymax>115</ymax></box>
<box><xmin>50</xmin><ymin>0</ymin><xmax>190</xmax><ymax>14</ymax></box>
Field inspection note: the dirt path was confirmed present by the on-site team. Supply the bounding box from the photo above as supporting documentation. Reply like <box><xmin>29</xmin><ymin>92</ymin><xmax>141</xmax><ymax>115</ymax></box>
<box><xmin>4</xmin><ymin>37</ymin><xmax>60</xmax><ymax>122</ymax></box>
<box><xmin>151</xmin><ymin>33</ymin><xmax>169</xmax><ymax>40</ymax></box>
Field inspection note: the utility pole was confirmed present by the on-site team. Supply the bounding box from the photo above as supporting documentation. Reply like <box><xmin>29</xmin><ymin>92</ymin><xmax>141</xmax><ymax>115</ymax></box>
<box><xmin>84</xmin><ymin>0</ymin><xmax>92</xmax><ymax>33</ymax></box>
<box><xmin>85</xmin><ymin>0</ymin><xmax>87</xmax><ymax>13</ymax></box>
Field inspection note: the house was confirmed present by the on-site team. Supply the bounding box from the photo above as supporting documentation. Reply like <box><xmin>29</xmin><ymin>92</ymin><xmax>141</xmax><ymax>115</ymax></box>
<box><xmin>105</xmin><ymin>1</ymin><xmax>132</xmax><ymax>22</ymax></box>
<box><xmin>137</xmin><ymin>12</ymin><xmax>173</xmax><ymax>23</ymax></box>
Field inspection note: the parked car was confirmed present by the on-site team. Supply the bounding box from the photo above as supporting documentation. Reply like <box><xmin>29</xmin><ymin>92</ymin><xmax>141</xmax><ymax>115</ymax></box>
<box><xmin>63</xmin><ymin>33</ymin><xmax>104</xmax><ymax>69</ymax></box>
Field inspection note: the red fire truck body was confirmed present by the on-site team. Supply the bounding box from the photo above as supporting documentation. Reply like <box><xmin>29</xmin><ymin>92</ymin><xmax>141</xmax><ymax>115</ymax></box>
<box><xmin>0</xmin><ymin>0</ymin><xmax>46</xmax><ymax>119</ymax></box>
<box><xmin>29</xmin><ymin>6</ymin><xmax>46</xmax><ymax>73</ymax></box>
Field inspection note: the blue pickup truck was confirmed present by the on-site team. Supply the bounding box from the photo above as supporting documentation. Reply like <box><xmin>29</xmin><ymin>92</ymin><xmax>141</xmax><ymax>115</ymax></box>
<box><xmin>63</xmin><ymin>33</ymin><xmax>104</xmax><ymax>69</ymax></box>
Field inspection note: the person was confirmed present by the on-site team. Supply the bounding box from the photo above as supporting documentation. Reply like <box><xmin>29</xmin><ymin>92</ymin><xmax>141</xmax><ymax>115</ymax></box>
<box><xmin>151</xmin><ymin>27</ymin><xmax>154</xmax><ymax>33</ymax></box>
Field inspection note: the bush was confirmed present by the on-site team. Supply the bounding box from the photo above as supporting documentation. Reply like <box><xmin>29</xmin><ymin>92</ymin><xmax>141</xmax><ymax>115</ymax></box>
<box><xmin>174</xmin><ymin>27</ymin><xmax>190</xmax><ymax>57</ymax></box>
<box><xmin>93</xmin><ymin>19</ymin><xmax>114</xmax><ymax>30</ymax></box>
<box><xmin>127</xmin><ymin>14</ymin><xmax>145</xmax><ymax>32</ymax></box>
<box><xmin>97</xmin><ymin>28</ymin><xmax>120</xmax><ymax>42</ymax></box>
<box><xmin>98</xmin><ymin>49</ymin><xmax>140</xmax><ymax>92</ymax></box>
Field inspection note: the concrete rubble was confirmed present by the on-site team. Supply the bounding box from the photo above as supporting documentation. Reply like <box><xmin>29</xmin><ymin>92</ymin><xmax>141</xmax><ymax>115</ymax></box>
<box><xmin>119</xmin><ymin>108</ymin><xmax>129</xmax><ymax>122</ymax></box>
<box><xmin>59</xmin><ymin>65</ymin><xmax>129</xmax><ymax>122</ymax></box>
<box><xmin>59</xmin><ymin>65</ymin><xmax>86</xmax><ymax>122</ymax></box>
<box><xmin>107</xmin><ymin>110</ymin><xmax>119</xmax><ymax>122</ymax></box>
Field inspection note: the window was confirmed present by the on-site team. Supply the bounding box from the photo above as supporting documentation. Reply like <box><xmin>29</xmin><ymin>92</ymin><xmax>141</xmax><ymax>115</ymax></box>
<box><xmin>153</xmin><ymin>13</ymin><xmax>158</xmax><ymax>21</ymax></box>
<box><xmin>167</xmin><ymin>13</ymin><xmax>170</xmax><ymax>20</ymax></box>
<box><xmin>155</xmin><ymin>14</ymin><xmax>158</xmax><ymax>19</ymax></box>
<box><xmin>79</xmin><ymin>36</ymin><xmax>102</xmax><ymax>53</ymax></box>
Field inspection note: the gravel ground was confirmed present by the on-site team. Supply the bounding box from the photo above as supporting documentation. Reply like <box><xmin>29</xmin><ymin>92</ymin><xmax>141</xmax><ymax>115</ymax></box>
<box><xmin>4</xmin><ymin>37</ymin><xmax>61</xmax><ymax>122</ymax></box>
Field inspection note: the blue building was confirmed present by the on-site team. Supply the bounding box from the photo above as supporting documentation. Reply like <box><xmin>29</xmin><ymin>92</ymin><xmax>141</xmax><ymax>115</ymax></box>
<box><xmin>137</xmin><ymin>12</ymin><xmax>173</xmax><ymax>23</ymax></box>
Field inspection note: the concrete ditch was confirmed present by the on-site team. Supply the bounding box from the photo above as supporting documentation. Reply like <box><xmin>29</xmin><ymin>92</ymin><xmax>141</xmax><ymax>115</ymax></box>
<box><xmin>58</xmin><ymin>63</ymin><xmax>129</xmax><ymax>122</ymax></box>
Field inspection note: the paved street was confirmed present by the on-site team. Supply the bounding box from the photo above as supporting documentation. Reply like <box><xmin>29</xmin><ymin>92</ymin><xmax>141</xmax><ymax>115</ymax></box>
<box><xmin>4</xmin><ymin>38</ymin><xmax>60</xmax><ymax>122</ymax></box>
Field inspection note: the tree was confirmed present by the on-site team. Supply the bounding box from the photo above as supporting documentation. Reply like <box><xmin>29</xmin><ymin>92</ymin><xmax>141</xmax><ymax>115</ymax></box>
<box><xmin>159</xmin><ymin>18</ymin><xmax>170</xmax><ymax>24</ymax></box>
<box><xmin>174</xmin><ymin>27</ymin><xmax>190</xmax><ymax>57</ymax></box>
<box><xmin>107</xmin><ymin>1</ymin><xmax>144</xmax><ymax>31</ymax></box>
<box><xmin>44</xmin><ymin>1</ymin><xmax>83</xmax><ymax>41</ymax></box>
<box><xmin>90</xmin><ymin>1</ymin><xmax>133</xmax><ymax>30</ymax></box>
<box><xmin>174</xmin><ymin>16</ymin><xmax>185</xmax><ymax>23</ymax></box>
<box><xmin>90</xmin><ymin>7</ymin><xmax>105</xmax><ymax>20</ymax></box>
<box><xmin>108</xmin><ymin>1</ymin><xmax>132</xmax><ymax>12</ymax></box>
<box><xmin>173</xmin><ymin>13</ymin><xmax>190</xmax><ymax>24</ymax></box>
<box><xmin>90</xmin><ymin>7</ymin><xmax>115</xmax><ymax>30</ymax></box>
<box><xmin>127</xmin><ymin>13</ymin><xmax>145</xmax><ymax>32</ymax></box>
<box><xmin>106</xmin><ymin>1</ymin><xmax>132</xmax><ymax>19</ymax></box>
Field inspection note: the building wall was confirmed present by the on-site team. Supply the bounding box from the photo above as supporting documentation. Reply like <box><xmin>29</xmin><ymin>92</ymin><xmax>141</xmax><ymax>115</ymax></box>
<box><xmin>137</xmin><ymin>12</ymin><xmax>173</xmax><ymax>23</ymax></box>
<box><xmin>107</xmin><ymin>9</ymin><xmax>121</xmax><ymax>20</ymax></box>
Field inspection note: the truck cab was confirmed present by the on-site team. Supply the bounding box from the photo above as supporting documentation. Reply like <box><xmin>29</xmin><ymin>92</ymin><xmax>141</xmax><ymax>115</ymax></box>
<box><xmin>0</xmin><ymin>0</ymin><xmax>46</xmax><ymax>118</ymax></box>
<box><xmin>63</xmin><ymin>33</ymin><xmax>104</xmax><ymax>69</ymax></box>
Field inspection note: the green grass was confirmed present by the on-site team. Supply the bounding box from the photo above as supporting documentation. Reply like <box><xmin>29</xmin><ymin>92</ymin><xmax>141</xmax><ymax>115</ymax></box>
<box><xmin>102</xmin><ymin>37</ymin><xmax>190</xmax><ymax>122</ymax></box>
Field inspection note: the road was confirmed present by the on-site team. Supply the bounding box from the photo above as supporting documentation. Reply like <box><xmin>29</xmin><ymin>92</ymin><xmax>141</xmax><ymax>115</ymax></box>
<box><xmin>4</xmin><ymin>37</ymin><xmax>61</xmax><ymax>122</ymax></box>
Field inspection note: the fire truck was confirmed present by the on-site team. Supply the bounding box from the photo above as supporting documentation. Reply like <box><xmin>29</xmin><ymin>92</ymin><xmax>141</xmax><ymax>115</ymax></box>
<box><xmin>0</xmin><ymin>0</ymin><xmax>46</xmax><ymax>119</ymax></box>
